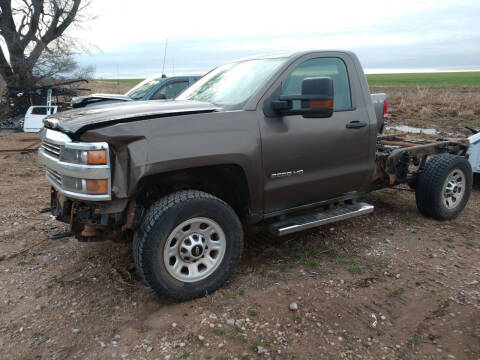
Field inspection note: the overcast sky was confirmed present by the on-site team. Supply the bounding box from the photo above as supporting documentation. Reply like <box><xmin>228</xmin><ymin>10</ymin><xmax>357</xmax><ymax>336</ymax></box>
<box><xmin>72</xmin><ymin>0</ymin><xmax>480</xmax><ymax>78</ymax></box>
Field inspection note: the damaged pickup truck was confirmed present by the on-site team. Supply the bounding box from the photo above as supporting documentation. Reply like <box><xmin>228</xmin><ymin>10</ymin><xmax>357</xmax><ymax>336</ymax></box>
<box><xmin>39</xmin><ymin>51</ymin><xmax>473</xmax><ymax>301</ymax></box>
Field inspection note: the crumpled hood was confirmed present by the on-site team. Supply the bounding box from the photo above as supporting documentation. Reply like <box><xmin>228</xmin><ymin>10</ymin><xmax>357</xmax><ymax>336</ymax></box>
<box><xmin>71</xmin><ymin>93</ymin><xmax>132</xmax><ymax>107</ymax></box>
<box><xmin>43</xmin><ymin>100</ymin><xmax>221</xmax><ymax>135</ymax></box>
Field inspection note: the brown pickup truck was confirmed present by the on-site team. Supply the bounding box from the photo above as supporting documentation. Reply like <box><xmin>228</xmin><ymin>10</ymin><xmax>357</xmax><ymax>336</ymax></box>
<box><xmin>39</xmin><ymin>50</ymin><xmax>472</xmax><ymax>301</ymax></box>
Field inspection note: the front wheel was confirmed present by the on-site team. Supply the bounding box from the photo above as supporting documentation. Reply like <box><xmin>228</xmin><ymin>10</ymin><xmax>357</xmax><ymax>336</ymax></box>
<box><xmin>133</xmin><ymin>190</ymin><xmax>244</xmax><ymax>301</ymax></box>
<box><xmin>415</xmin><ymin>154</ymin><xmax>472</xmax><ymax>220</ymax></box>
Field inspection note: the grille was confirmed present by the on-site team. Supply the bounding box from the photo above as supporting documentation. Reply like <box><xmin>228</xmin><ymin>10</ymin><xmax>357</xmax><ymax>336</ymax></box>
<box><xmin>41</xmin><ymin>140</ymin><xmax>61</xmax><ymax>158</ymax></box>
<box><xmin>46</xmin><ymin>168</ymin><xmax>62</xmax><ymax>186</ymax></box>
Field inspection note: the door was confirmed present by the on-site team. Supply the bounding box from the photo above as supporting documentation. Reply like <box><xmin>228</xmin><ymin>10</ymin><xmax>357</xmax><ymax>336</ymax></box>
<box><xmin>260</xmin><ymin>56</ymin><xmax>372</xmax><ymax>214</ymax></box>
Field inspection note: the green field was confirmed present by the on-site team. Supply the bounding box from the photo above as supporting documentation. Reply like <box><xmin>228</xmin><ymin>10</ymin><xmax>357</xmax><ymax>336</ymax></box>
<box><xmin>100</xmin><ymin>71</ymin><xmax>480</xmax><ymax>88</ymax></box>
<box><xmin>366</xmin><ymin>71</ymin><xmax>480</xmax><ymax>87</ymax></box>
<box><xmin>100</xmin><ymin>78</ymin><xmax>144</xmax><ymax>86</ymax></box>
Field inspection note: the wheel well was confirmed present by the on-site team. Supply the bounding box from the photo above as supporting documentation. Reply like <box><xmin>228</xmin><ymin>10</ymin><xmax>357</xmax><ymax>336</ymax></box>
<box><xmin>137</xmin><ymin>165</ymin><xmax>250</xmax><ymax>221</ymax></box>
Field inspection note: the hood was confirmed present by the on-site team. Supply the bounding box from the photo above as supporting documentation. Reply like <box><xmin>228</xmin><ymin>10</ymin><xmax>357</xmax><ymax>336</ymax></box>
<box><xmin>71</xmin><ymin>93</ymin><xmax>132</xmax><ymax>108</ymax></box>
<box><xmin>43</xmin><ymin>100</ymin><xmax>220</xmax><ymax>135</ymax></box>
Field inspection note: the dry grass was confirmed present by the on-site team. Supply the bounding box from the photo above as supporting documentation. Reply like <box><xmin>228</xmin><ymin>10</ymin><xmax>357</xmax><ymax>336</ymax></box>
<box><xmin>85</xmin><ymin>80</ymin><xmax>133</xmax><ymax>94</ymax></box>
<box><xmin>372</xmin><ymin>86</ymin><xmax>480</xmax><ymax>134</ymax></box>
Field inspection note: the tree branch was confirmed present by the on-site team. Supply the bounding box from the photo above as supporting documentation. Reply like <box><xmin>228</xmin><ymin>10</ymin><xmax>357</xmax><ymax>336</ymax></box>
<box><xmin>26</xmin><ymin>0</ymin><xmax>80</xmax><ymax>69</ymax></box>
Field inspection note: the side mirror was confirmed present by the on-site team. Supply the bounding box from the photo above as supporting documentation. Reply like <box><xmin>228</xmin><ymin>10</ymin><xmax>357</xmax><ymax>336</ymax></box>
<box><xmin>270</xmin><ymin>77</ymin><xmax>334</xmax><ymax>118</ymax></box>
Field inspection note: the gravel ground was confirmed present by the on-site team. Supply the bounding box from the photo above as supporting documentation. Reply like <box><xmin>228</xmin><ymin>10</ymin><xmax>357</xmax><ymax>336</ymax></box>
<box><xmin>0</xmin><ymin>110</ymin><xmax>479</xmax><ymax>359</ymax></box>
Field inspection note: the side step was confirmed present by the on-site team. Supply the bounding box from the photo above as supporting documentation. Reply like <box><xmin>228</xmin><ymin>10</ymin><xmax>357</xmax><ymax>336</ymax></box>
<box><xmin>270</xmin><ymin>202</ymin><xmax>374</xmax><ymax>236</ymax></box>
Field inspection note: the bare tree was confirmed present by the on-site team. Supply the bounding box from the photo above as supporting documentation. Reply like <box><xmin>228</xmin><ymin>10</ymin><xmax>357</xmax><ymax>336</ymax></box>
<box><xmin>0</xmin><ymin>0</ymin><xmax>92</xmax><ymax>90</ymax></box>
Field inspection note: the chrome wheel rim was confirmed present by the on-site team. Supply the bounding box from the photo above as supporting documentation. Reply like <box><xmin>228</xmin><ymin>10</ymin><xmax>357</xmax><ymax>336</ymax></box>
<box><xmin>163</xmin><ymin>217</ymin><xmax>226</xmax><ymax>282</ymax></box>
<box><xmin>442</xmin><ymin>169</ymin><xmax>466</xmax><ymax>209</ymax></box>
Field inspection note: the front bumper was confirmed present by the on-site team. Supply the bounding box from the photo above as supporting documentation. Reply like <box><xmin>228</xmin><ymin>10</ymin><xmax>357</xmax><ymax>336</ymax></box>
<box><xmin>38</xmin><ymin>128</ymin><xmax>112</xmax><ymax>201</ymax></box>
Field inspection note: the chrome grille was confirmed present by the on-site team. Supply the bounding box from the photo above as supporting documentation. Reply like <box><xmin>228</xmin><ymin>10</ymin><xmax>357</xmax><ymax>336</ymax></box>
<box><xmin>41</xmin><ymin>140</ymin><xmax>61</xmax><ymax>158</ymax></box>
<box><xmin>46</xmin><ymin>168</ymin><xmax>62</xmax><ymax>186</ymax></box>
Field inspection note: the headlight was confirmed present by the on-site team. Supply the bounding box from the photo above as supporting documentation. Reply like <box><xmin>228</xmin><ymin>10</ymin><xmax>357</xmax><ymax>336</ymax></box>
<box><xmin>60</xmin><ymin>148</ymin><xmax>107</xmax><ymax>165</ymax></box>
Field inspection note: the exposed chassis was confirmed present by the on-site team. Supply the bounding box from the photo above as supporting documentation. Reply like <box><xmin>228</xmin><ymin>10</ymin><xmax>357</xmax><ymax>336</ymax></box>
<box><xmin>374</xmin><ymin>134</ymin><xmax>469</xmax><ymax>187</ymax></box>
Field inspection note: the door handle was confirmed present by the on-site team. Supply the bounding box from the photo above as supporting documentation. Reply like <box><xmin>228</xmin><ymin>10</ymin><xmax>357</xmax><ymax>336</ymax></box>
<box><xmin>346</xmin><ymin>121</ymin><xmax>367</xmax><ymax>129</ymax></box>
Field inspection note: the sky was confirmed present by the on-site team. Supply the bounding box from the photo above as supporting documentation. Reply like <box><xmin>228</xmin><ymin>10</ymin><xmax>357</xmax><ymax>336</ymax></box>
<box><xmin>71</xmin><ymin>0</ymin><xmax>480</xmax><ymax>78</ymax></box>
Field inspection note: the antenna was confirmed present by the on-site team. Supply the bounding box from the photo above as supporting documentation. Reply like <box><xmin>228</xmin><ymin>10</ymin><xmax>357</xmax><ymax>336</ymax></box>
<box><xmin>161</xmin><ymin>38</ymin><xmax>168</xmax><ymax>77</ymax></box>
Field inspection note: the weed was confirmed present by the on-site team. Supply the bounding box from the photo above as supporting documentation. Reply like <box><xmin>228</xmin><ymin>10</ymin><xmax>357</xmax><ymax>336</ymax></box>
<box><xmin>215</xmin><ymin>356</ymin><xmax>229</xmax><ymax>360</ymax></box>
<box><xmin>213</xmin><ymin>328</ymin><xmax>226</xmax><ymax>335</ymax></box>
<box><xmin>412</xmin><ymin>335</ymin><xmax>423</xmax><ymax>345</ymax></box>
<box><xmin>332</xmin><ymin>254</ymin><xmax>357</xmax><ymax>265</ymax></box>
<box><xmin>407</xmin><ymin>217</ymin><xmax>417</xmax><ymax>226</ymax></box>
<box><xmin>248</xmin><ymin>309</ymin><xmax>259</xmax><ymax>317</ymax></box>
<box><xmin>348</xmin><ymin>264</ymin><xmax>366</xmax><ymax>274</ymax></box>
<box><xmin>182</xmin><ymin>351</ymin><xmax>191</xmax><ymax>359</ymax></box>
<box><xmin>223</xmin><ymin>291</ymin><xmax>237</xmax><ymax>299</ymax></box>
<box><xmin>239</xmin><ymin>335</ymin><xmax>247</xmax><ymax>343</ymax></box>
<box><xmin>444</xmin><ymin>237</ymin><xmax>454</xmax><ymax>243</ymax></box>
<box><xmin>320</xmin><ymin>269</ymin><xmax>329</xmax><ymax>275</ymax></box>
<box><xmin>463</xmin><ymin>238</ymin><xmax>474</xmax><ymax>247</ymax></box>
<box><xmin>392</xmin><ymin>287</ymin><xmax>405</xmax><ymax>296</ymax></box>
<box><xmin>308</xmin><ymin>260</ymin><xmax>319</xmax><ymax>268</ymax></box>
<box><xmin>294</xmin><ymin>315</ymin><xmax>302</xmax><ymax>323</ymax></box>
<box><xmin>258</xmin><ymin>268</ymin><xmax>268</xmax><ymax>276</ymax></box>
<box><xmin>16</xmin><ymin>260</ymin><xmax>26</xmax><ymax>266</ymax></box>
<box><xmin>250</xmin><ymin>340</ymin><xmax>261</xmax><ymax>351</ymax></box>
<box><xmin>364</xmin><ymin>256</ymin><xmax>390</xmax><ymax>268</ymax></box>
<box><xmin>37</xmin><ymin>332</ymin><xmax>51</xmax><ymax>344</ymax></box>
<box><xmin>296</xmin><ymin>272</ymin><xmax>306</xmax><ymax>279</ymax></box>
<box><xmin>81</xmin><ymin>251</ymin><xmax>92</xmax><ymax>260</ymax></box>
<box><xmin>241</xmin><ymin>355</ymin><xmax>249</xmax><ymax>360</ymax></box>
<box><xmin>137</xmin><ymin>325</ymin><xmax>152</xmax><ymax>333</ymax></box>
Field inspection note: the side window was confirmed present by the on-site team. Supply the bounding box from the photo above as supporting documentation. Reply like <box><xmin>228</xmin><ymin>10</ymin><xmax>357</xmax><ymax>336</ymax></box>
<box><xmin>151</xmin><ymin>81</ymin><xmax>189</xmax><ymax>99</ymax></box>
<box><xmin>281</xmin><ymin>57</ymin><xmax>352</xmax><ymax>111</ymax></box>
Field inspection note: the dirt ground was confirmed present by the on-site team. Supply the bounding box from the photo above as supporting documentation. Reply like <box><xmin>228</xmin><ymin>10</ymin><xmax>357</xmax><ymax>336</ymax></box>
<box><xmin>1</xmin><ymin>89</ymin><xmax>480</xmax><ymax>360</ymax></box>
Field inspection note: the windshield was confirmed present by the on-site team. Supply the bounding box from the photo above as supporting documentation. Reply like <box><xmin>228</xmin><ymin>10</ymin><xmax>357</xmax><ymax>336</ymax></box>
<box><xmin>176</xmin><ymin>59</ymin><xmax>284</xmax><ymax>109</ymax></box>
<box><xmin>125</xmin><ymin>78</ymin><xmax>161</xmax><ymax>100</ymax></box>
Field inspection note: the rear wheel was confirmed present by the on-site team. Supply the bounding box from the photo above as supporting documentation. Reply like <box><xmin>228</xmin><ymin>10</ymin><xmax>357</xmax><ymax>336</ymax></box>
<box><xmin>415</xmin><ymin>154</ymin><xmax>472</xmax><ymax>220</ymax></box>
<box><xmin>133</xmin><ymin>190</ymin><xmax>243</xmax><ymax>301</ymax></box>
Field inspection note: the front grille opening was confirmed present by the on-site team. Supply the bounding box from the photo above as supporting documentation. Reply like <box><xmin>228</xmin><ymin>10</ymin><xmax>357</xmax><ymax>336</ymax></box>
<box><xmin>42</xmin><ymin>140</ymin><xmax>61</xmax><ymax>158</ymax></box>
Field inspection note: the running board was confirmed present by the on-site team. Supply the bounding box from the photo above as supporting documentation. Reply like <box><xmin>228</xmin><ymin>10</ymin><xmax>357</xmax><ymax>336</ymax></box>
<box><xmin>270</xmin><ymin>202</ymin><xmax>374</xmax><ymax>236</ymax></box>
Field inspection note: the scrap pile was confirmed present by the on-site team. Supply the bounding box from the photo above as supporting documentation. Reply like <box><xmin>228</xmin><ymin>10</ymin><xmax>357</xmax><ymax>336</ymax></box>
<box><xmin>0</xmin><ymin>79</ymin><xmax>89</xmax><ymax>130</ymax></box>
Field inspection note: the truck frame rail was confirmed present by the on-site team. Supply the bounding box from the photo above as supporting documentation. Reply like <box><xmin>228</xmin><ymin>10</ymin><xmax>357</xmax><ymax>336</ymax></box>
<box><xmin>374</xmin><ymin>134</ymin><xmax>469</xmax><ymax>187</ymax></box>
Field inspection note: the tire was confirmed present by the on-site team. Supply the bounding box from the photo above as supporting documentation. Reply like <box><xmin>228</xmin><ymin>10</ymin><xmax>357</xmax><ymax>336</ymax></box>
<box><xmin>415</xmin><ymin>154</ymin><xmax>472</xmax><ymax>220</ymax></box>
<box><xmin>133</xmin><ymin>190</ymin><xmax>243</xmax><ymax>301</ymax></box>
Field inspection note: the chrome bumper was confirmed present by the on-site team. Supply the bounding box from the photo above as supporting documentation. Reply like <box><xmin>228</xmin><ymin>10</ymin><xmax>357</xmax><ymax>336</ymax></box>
<box><xmin>38</xmin><ymin>128</ymin><xmax>111</xmax><ymax>201</ymax></box>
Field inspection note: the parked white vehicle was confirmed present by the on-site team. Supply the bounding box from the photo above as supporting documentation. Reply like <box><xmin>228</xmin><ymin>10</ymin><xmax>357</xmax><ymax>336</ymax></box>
<box><xmin>467</xmin><ymin>130</ymin><xmax>480</xmax><ymax>181</ymax></box>
<box><xmin>23</xmin><ymin>105</ymin><xmax>57</xmax><ymax>132</ymax></box>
